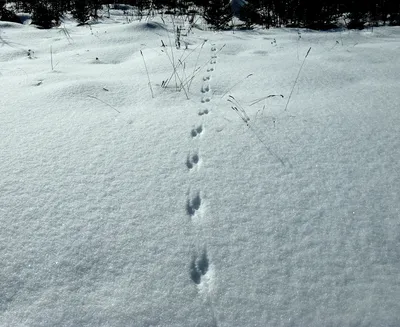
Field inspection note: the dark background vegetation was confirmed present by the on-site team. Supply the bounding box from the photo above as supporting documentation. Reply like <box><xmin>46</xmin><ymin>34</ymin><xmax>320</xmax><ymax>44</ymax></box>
<box><xmin>1</xmin><ymin>0</ymin><xmax>399</xmax><ymax>29</ymax></box>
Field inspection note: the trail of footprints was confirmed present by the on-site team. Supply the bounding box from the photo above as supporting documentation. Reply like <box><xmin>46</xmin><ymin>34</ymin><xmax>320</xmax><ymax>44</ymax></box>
<box><xmin>186</xmin><ymin>44</ymin><xmax>218</xmax><ymax>288</ymax></box>
<box><xmin>200</xmin><ymin>48</ymin><xmax>217</xmax><ymax>106</ymax></box>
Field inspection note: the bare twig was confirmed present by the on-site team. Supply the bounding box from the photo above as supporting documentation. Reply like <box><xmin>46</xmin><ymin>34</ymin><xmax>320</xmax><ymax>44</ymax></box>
<box><xmin>87</xmin><ymin>95</ymin><xmax>121</xmax><ymax>114</ymax></box>
<box><xmin>50</xmin><ymin>45</ymin><xmax>53</xmax><ymax>71</ymax></box>
<box><xmin>179</xmin><ymin>44</ymin><xmax>226</xmax><ymax>91</ymax></box>
<box><xmin>228</xmin><ymin>95</ymin><xmax>251</xmax><ymax>125</ymax></box>
<box><xmin>228</xmin><ymin>95</ymin><xmax>285</xmax><ymax>166</ymax></box>
<box><xmin>220</xmin><ymin>73</ymin><xmax>253</xmax><ymax>99</ymax></box>
<box><xmin>284</xmin><ymin>47</ymin><xmax>311</xmax><ymax>112</ymax></box>
<box><xmin>249</xmin><ymin>94</ymin><xmax>284</xmax><ymax>106</ymax></box>
<box><xmin>161</xmin><ymin>40</ymin><xmax>187</xmax><ymax>89</ymax></box>
<box><xmin>60</xmin><ymin>24</ymin><xmax>73</xmax><ymax>44</ymax></box>
<box><xmin>187</xmin><ymin>39</ymin><xmax>207</xmax><ymax>91</ymax></box>
<box><xmin>166</xmin><ymin>30</ymin><xmax>178</xmax><ymax>91</ymax></box>
<box><xmin>160</xmin><ymin>40</ymin><xmax>189</xmax><ymax>99</ymax></box>
<box><xmin>140</xmin><ymin>50</ymin><xmax>154</xmax><ymax>98</ymax></box>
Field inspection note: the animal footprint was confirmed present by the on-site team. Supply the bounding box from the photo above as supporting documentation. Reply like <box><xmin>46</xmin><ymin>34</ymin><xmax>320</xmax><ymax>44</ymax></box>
<box><xmin>207</xmin><ymin>67</ymin><xmax>214</xmax><ymax>72</ymax></box>
<box><xmin>201</xmin><ymin>84</ymin><xmax>210</xmax><ymax>93</ymax></box>
<box><xmin>201</xmin><ymin>97</ymin><xmax>211</xmax><ymax>103</ymax></box>
<box><xmin>186</xmin><ymin>192</ymin><xmax>202</xmax><ymax>216</ymax></box>
<box><xmin>211</xmin><ymin>46</ymin><xmax>217</xmax><ymax>52</ymax></box>
<box><xmin>210</xmin><ymin>59</ymin><xmax>216</xmax><ymax>64</ymax></box>
<box><xmin>186</xmin><ymin>153</ymin><xmax>200</xmax><ymax>169</ymax></box>
<box><xmin>198</xmin><ymin>109</ymin><xmax>209</xmax><ymax>116</ymax></box>
<box><xmin>203</xmin><ymin>75</ymin><xmax>211</xmax><ymax>81</ymax></box>
<box><xmin>191</xmin><ymin>125</ymin><xmax>203</xmax><ymax>138</ymax></box>
<box><xmin>190</xmin><ymin>249</ymin><xmax>209</xmax><ymax>285</ymax></box>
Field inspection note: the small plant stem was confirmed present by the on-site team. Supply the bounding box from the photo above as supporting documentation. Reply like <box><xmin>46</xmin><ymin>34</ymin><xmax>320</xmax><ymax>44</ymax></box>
<box><xmin>162</xmin><ymin>44</ymin><xmax>187</xmax><ymax>89</ymax></box>
<box><xmin>181</xmin><ymin>44</ymin><xmax>226</xmax><ymax>89</ymax></box>
<box><xmin>166</xmin><ymin>30</ymin><xmax>178</xmax><ymax>91</ymax></box>
<box><xmin>220</xmin><ymin>73</ymin><xmax>253</xmax><ymax>99</ymax></box>
<box><xmin>187</xmin><ymin>40</ymin><xmax>206</xmax><ymax>91</ymax></box>
<box><xmin>87</xmin><ymin>95</ymin><xmax>121</xmax><ymax>114</ymax></box>
<box><xmin>50</xmin><ymin>45</ymin><xmax>53</xmax><ymax>71</ymax></box>
<box><xmin>161</xmin><ymin>43</ymin><xmax>189</xmax><ymax>99</ymax></box>
<box><xmin>163</xmin><ymin>41</ymin><xmax>203</xmax><ymax>89</ymax></box>
<box><xmin>140</xmin><ymin>50</ymin><xmax>154</xmax><ymax>98</ymax></box>
<box><xmin>228</xmin><ymin>95</ymin><xmax>285</xmax><ymax>166</ymax></box>
<box><xmin>284</xmin><ymin>47</ymin><xmax>311</xmax><ymax>112</ymax></box>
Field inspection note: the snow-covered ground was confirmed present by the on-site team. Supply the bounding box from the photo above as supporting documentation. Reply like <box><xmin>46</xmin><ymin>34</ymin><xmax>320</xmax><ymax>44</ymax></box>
<box><xmin>1</xmin><ymin>12</ymin><xmax>400</xmax><ymax>326</ymax></box>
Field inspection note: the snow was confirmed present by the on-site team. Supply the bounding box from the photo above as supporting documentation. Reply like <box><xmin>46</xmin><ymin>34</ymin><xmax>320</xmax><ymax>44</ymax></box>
<box><xmin>1</xmin><ymin>13</ymin><xmax>400</xmax><ymax>326</ymax></box>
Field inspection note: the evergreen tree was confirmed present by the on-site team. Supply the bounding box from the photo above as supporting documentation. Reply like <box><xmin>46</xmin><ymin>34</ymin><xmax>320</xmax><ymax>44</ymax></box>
<box><xmin>71</xmin><ymin>0</ymin><xmax>102</xmax><ymax>24</ymax></box>
<box><xmin>31</xmin><ymin>0</ymin><xmax>63</xmax><ymax>28</ymax></box>
<box><xmin>0</xmin><ymin>5</ymin><xmax>21</xmax><ymax>23</ymax></box>
<box><xmin>203</xmin><ymin>0</ymin><xmax>232</xmax><ymax>29</ymax></box>
<box><xmin>257</xmin><ymin>0</ymin><xmax>273</xmax><ymax>28</ymax></box>
<box><xmin>3</xmin><ymin>0</ymin><xmax>400</xmax><ymax>29</ymax></box>
<box><xmin>17</xmin><ymin>0</ymin><xmax>37</xmax><ymax>12</ymax></box>
<box><xmin>346</xmin><ymin>0</ymin><xmax>369</xmax><ymax>29</ymax></box>
<box><xmin>386</xmin><ymin>0</ymin><xmax>400</xmax><ymax>25</ymax></box>
<box><xmin>71</xmin><ymin>0</ymin><xmax>91</xmax><ymax>24</ymax></box>
<box><xmin>239</xmin><ymin>1</ymin><xmax>262</xmax><ymax>29</ymax></box>
<box><xmin>299</xmin><ymin>0</ymin><xmax>340</xmax><ymax>29</ymax></box>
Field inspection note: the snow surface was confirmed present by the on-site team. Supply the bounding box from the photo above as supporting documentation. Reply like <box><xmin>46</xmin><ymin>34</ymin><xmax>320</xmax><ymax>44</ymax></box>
<box><xmin>1</xmin><ymin>13</ymin><xmax>400</xmax><ymax>326</ymax></box>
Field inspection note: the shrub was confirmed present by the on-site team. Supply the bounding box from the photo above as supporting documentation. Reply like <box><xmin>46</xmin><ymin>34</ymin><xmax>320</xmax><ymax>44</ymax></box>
<box><xmin>0</xmin><ymin>6</ymin><xmax>21</xmax><ymax>23</ymax></box>
<box><xmin>347</xmin><ymin>13</ymin><xmax>366</xmax><ymax>29</ymax></box>
<box><xmin>388</xmin><ymin>13</ymin><xmax>400</xmax><ymax>26</ymax></box>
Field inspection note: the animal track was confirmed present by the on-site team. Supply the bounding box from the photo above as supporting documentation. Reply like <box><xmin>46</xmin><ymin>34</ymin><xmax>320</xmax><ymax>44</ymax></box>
<box><xmin>184</xmin><ymin>43</ymin><xmax>218</xmax><ymax>306</ymax></box>
<box><xmin>201</xmin><ymin>84</ymin><xmax>210</xmax><ymax>93</ymax></box>
<box><xmin>191</xmin><ymin>125</ymin><xmax>203</xmax><ymax>137</ymax></box>
<box><xmin>186</xmin><ymin>192</ymin><xmax>202</xmax><ymax>216</ymax></box>
<box><xmin>190</xmin><ymin>249</ymin><xmax>209</xmax><ymax>285</ymax></box>
<box><xmin>186</xmin><ymin>153</ymin><xmax>200</xmax><ymax>169</ymax></box>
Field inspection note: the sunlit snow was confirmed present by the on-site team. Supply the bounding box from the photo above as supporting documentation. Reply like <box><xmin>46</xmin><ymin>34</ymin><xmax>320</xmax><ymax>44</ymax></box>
<box><xmin>1</xmin><ymin>12</ymin><xmax>400</xmax><ymax>326</ymax></box>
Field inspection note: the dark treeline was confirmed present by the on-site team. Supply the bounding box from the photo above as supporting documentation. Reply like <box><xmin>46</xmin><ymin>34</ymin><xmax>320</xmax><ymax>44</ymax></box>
<box><xmin>1</xmin><ymin>0</ymin><xmax>399</xmax><ymax>29</ymax></box>
<box><xmin>238</xmin><ymin>0</ymin><xmax>400</xmax><ymax>29</ymax></box>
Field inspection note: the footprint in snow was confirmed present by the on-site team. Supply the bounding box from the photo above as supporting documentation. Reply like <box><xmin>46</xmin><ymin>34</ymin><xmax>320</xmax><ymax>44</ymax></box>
<box><xmin>191</xmin><ymin>125</ymin><xmax>203</xmax><ymax>138</ymax></box>
<box><xmin>186</xmin><ymin>192</ymin><xmax>202</xmax><ymax>217</ymax></box>
<box><xmin>201</xmin><ymin>84</ymin><xmax>210</xmax><ymax>94</ymax></box>
<box><xmin>198</xmin><ymin>109</ymin><xmax>209</xmax><ymax>116</ymax></box>
<box><xmin>186</xmin><ymin>153</ymin><xmax>200</xmax><ymax>170</ymax></box>
<box><xmin>190</xmin><ymin>248</ymin><xmax>209</xmax><ymax>285</ymax></box>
